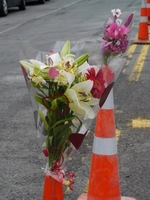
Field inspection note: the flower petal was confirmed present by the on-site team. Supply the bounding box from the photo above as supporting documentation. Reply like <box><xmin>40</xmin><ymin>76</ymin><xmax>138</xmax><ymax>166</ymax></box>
<box><xmin>49</xmin><ymin>67</ymin><xmax>59</xmax><ymax>78</ymax></box>
<box><xmin>72</xmin><ymin>80</ymin><xmax>93</xmax><ymax>94</ymax></box>
<box><xmin>69</xmin><ymin>102</ymin><xmax>86</xmax><ymax>116</ymax></box>
<box><xmin>88</xmin><ymin>97</ymin><xmax>99</xmax><ymax>105</ymax></box>
<box><xmin>79</xmin><ymin>102</ymin><xmax>96</xmax><ymax>119</ymax></box>
<box><xmin>58</xmin><ymin>70</ymin><xmax>75</xmax><ymax>85</ymax></box>
<box><xmin>65</xmin><ymin>89</ymin><xmax>80</xmax><ymax>106</ymax></box>
<box><xmin>77</xmin><ymin>61</ymin><xmax>91</xmax><ymax>74</ymax></box>
<box><xmin>30</xmin><ymin>59</ymin><xmax>47</xmax><ymax>69</ymax></box>
<box><xmin>49</xmin><ymin>53</ymin><xmax>61</xmax><ymax>66</ymax></box>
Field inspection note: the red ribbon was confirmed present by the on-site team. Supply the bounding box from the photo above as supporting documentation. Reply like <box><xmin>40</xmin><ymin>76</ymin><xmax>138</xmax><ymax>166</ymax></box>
<box><xmin>43</xmin><ymin>148</ymin><xmax>75</xmax><ymax>190</ymax></box>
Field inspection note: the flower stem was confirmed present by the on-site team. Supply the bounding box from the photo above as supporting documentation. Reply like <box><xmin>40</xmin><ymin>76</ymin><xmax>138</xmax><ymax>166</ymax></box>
<box><xmin>103</xmin><ymin>56</ymin><xmax>108</xmax><ymax>65</ymax></box>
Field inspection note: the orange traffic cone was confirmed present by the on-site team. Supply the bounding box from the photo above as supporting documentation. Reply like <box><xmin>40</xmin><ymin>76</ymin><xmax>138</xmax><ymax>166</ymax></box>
<box><xmin>77</xmin><ymin>89</ymin><xmax>136</xmax><ymax>200</ymax></box>
<box><xmin>133</xmin><ymin>0</ymin><xmax>150</xmax><ymax>44</ymax></box>
<box><xmin>147</xmin><ymin>0</ymin><xmax>150</xmax><ymax>24</ymax></box>
<box><xmin>42</xmin><ymin>173</ymin><xmax>64</xmax><ymax>200</ymax></box>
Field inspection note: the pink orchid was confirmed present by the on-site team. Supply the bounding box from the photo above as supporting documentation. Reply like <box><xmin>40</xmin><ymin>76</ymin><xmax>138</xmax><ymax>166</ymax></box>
<box><xmin>101</xmin><ymin>39</ymin><xmax>112</xmax><ymax>55</ymax></box>
<box><xmin>119</xmin><ymin>36</ymin><xmax>129</xmax><ymax>53</ymax></box>
<box><xmin>106</xmin><ymin>22</ymin><xmax>130</xmax><ymax>40</ymax></box>
<box><xmin>124</xmin><ymin>13</ymin><xmax>134</xmax><ymax>28</ymax></box>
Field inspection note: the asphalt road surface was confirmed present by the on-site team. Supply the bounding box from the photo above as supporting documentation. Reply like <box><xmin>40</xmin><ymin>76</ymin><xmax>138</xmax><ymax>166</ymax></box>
<box><xmin>0</xmin><ymin>0</ymin><xmax>150</xmax><ymax>200</ymax></box>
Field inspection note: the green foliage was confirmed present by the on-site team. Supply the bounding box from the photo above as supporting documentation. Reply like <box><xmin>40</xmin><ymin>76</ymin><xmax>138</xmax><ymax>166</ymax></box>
<box><xmin>35</xmin><ymin>96</ymin><xmax>43</xmax><ymax>105</ymax></box>
<box><xmin>60</xmin><ymin>41</ymin><xmax>71</xmax><ymax>58</ymax></box>
<box><xmin>75</xmin><ymin>53</ymin><xmax>89</xmax><ymax>66</ymax></box>
<box><xmin>38</xmin><ymin>110</ymin><xmax>49</xmax><ymax>131</ymax></box>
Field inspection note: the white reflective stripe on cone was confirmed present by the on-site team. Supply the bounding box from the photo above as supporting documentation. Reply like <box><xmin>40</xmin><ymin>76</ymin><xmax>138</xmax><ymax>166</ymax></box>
<box><xmin>93</xmin><ymin>136</ymin><xmax>117</xmax><ymax>155</ymax></box>
<box><xmin>147</xmin><ymin>4</ymin><xmax>150</xmax><ymax>8</ymax></box>
<box><xmin>140</xmin><ymin>16</ymin><xmax>148</xmax><ymax>22</ymax></box>
<box><xmin>101</xmin><ymin>88</ymin><xmax>114</xmax><ymax>110</ymax></box>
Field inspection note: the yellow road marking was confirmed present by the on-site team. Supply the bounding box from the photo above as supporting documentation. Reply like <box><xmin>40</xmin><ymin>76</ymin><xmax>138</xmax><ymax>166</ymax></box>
<box><xmin>126</xmin><ymin>44</ymin><xmax>137</xmax><ymax>59</ymax></box>
<box><xmin>123</xmin><ymin>45</ymin><xmax>137</xmax><ymax>72</ymax></box>
<box><xmin>129</xmin><ymin>45</ymin><xmax>149</xmax><ymax>81</ymax></box>
<box><xmin>131</xmin><ymin>117</ymin><xmax>150</xmax><ymax>128</ymax></box>
<box><xmin>116</xmin><ymin>129</ymin><xmax>121</xmax><ymax>142</ymax></box>
<box><xmin>83</xmin><ymin>180</ymin><xmax>89</xmax><ymax>193</ymax></box>
<box><xmin>123</xmin><ymin>34</ymin><xmax>138</xmax><ymax>73</ymax></box>
<box><xmin>124</xmin><ymin>44</ymin><xmax>137</xmax><ymax>69</ymax></box>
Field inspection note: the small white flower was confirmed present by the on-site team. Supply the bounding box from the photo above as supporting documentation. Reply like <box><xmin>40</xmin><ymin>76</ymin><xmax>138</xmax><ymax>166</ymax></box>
<box><xmin>57</xmin><ymin>70</ymin><xmax>75</xmax><ymax>86</ymax></box>
<box><xmin>111</xmin><ymin>8</ymin><xmax>122</xmax><ymax>18</ymax></box>
<box><xmin>63</xmin><ymin>54</ymin><xmax>75</xmax><ymax>67</ymax></box>
<box><xmin>32</xmin><ymin>76</ymin><xmax>46</xmax><ymax>85</ymax></box>
<box><xmin>49</xmin><ymin>53</ymin><xmax>61</xmax><ymax>66</ymax></box>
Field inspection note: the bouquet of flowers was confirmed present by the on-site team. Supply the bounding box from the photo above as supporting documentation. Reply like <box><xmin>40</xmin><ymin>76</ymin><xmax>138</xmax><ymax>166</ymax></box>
<box><xmin>96</xmin><ymin>8</ymin><xmax>134</xmax><ymax>107</ymax></box>
<box><xmin>20</xmin><ymin>41</ymin><xmax>101</xmax><ymax>190</ymax></box>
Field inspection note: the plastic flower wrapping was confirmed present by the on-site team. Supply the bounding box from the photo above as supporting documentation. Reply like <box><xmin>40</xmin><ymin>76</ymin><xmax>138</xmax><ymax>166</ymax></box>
<box><xmin>96</xmin><ymin>8</ymin><xmax>135</xmax><ymax>106</ymax></box>
<box><xmin>20</xmin><ymin>8</ymin><xmax>134</xmax><ymax>191</ymax></box>
<box><xmin>20</xmin><ymin>41</ymin><xmax>101</xmax><ymax>190</ymax></box>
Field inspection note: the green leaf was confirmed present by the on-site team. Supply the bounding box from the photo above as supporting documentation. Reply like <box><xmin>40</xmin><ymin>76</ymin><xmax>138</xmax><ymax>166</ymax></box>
<box><xmin>38</xmin><ymin>110</ymin><xmax>49</xmax><ymax>131</ymax></box>
<box><xmin>36</xmin><ymin>86</ymin><xmax>47</xmax><ymax>96</ymax></box>
<box><xmin>50</xmin><ymin>116</ymin><xmax>75</xmax><ymax>130</ymax></box>
<box><xmin>57</xmin><ymin>129</ymin><xmax>72</xmax><ymax>149</ymax></box>
<box><xmin>37</xmin><ymin>93</ymin><xmax>45</xmax><ymax>98</ymax></box>
<box><xmin>48</xmin><ymin>136</ymin><xmax>53</xmax><ymax>147</ymax></box>
<box><xmin>53</xmin><ymin>121</ymin><xmax>72</xmax><ymax>136</ymax></box>
<box><xmin>35</xmin><ymin>96</ymin><xmax>43</xmax><ymax>105</ymax></box>
<box><xmin>20</xmin><ymin>60</ymin><xmax>33</xmax><ymax>70</ymax></box>
<box><xmin>74</xmin><ymin>53</ymin><xmax>89</xmax><ymax>67</ymax></box>
<box><xmin>51</xmin><ymin>99</ymin><xmax>57</xmax><ymax>110</ymax></box>
<box><xmin>34</xmin><ymin>66</ymin><xmax>40</xmax><ymax>75</ymax></box>
<box><xmin>41</xmin><ymin>84</ymin><xmax>49</xmax><ymax>90</ymax></box>
<box><xmin>75</xmin><ymin>116</ymin><xmax>82</xmax><ymax>133</ymax></box>
<box><xmin>60</xmin><ymin>41</ymin><xmax>70</xmax><ymax>58</ymax></box>
<box><xmin>57</xmin><ymin>96</ymin><xmax>67</xmax><ymax>104</ymax></box>
<box><xmin>42</xmin><ymin>98</ymin><xmax>51</xmax><ymax>109</ymax></box>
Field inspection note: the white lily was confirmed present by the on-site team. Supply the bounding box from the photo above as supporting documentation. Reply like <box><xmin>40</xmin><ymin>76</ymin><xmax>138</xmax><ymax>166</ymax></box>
<box><xmin>65</xmin><ymin>80</ymin><xmax>99</xmax><ymax>119</ymax></box>
<box><xmin>49</xmin><ymin>53</ymin><xmax>61</xmax><ymax>67</ymax></box>
<box><xmin>57</xmin><ymin>70</ymin><xmax>75</xmax><ymax>86</ymax></box>
<box><xmin>30</xmin><ymin>59</ymin><xmax>47</xmax><ymax>69</ymax></box>
<box><xmin>63</xmin><ymin>54</ymin><xmax>75</xmax><ymax>67</ymax></box>
<box><xmin>32</xmin><ymin>76</ymin><xmax>46</xmax><ymax>85</ymax></box>
<box><xmin>77</xmin><ymin>61</ymin><xmax>91</xmax><ymax>74</ymax></box>
<box><xmin>20</xmin><ymin>60</ymin><xmax>37</xmax><ymax>78</ymax></box>
<box><xmin>54</xmin><ymin>54</ymin><xmax>77</xmax><ymax>75</ymax></box>
<box><xmin>77</xmin><ymin>61</ymin><xmax>99</xmax><ymax>75</ymax></box>
<box><xmin>20</xmin><ymin>60</ymin><xmax>34</xmax><ymax>70</ymax></box>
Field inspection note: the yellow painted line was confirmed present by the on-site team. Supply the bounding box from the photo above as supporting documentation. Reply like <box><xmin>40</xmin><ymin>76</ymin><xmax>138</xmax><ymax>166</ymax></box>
<box><xmin>123</xmin><ymin>34</ymin><xmax>138</xmax><ymax>73</ymax></box>
<box><xmin>83</xmin><ymin>180</ymin><xmax>89</xmax><ymax>193</ymax></box>
<box><xmin>126</xmin><ymin>44</ymin><xmax>137</xmax><ymax>58</ymax></box>
<box><xmin>116</xmin><ymin>129</ymin><xmax>121</xmax><ymax>142</ymax></box>
<box><xmin>83</xmin><ymin>129</ymin><xmax>121</xmax><ymax>193</ymax></box>
<box><xmin>123</xmin><ymin>44</ymin><xmax>137</xmax><ymax>72</ymax></box>
<box><xmin>131</xmin><ymin>117</ymin><xmax>150</xmax><ymax>128</ymax></box>
<box><xmin>129</xmin><ymin>45</ymin><xmax>149</xmax><ymax>81</ymax></box>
